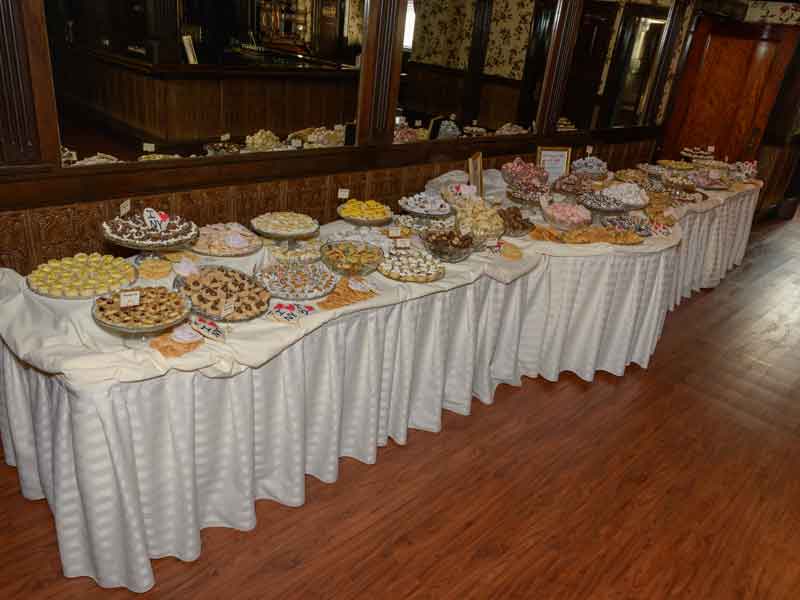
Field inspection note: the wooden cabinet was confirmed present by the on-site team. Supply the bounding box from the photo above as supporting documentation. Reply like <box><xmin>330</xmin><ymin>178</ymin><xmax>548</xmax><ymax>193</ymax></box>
<box><xmin>662</xmin><ymin>15</ymin><xmax>800</xmax><ymax>161</ymax></box>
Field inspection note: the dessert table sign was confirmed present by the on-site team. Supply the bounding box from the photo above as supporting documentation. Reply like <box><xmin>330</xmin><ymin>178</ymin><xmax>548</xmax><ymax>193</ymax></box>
<box><xmin>537</xmin><ymin>147</ymin><xmax>572</xmax><ymax>182</ymax></box>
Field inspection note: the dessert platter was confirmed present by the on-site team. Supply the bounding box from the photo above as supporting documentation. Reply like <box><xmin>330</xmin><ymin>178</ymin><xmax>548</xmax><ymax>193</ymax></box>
<box><xmin>399</xmin><ymin>192</ymin><xmax>452</xmax><ymax>217</ymax></box>
<box><xmin>531</xmin><ymin>225</ymin><xmax>643</xmax><ymax>245</ymax></box>
<box><xmin>656</xmin><ymin>159</ymin><xmax>695</xmax><ymax>171</ymax></box>
<box><xmin>244</xmin><ymin>129</ymin><xmax>285</xmax><ymax>152</ymax></box>
<box><xmin>601</xmin><ymin>215</ymin><xmax>653</xmax><ymax>237</ymax></box>
<box><xmin>501</xmin><ymin>157</ymin><xmax>549</xmax><ymax>205</ymax></box>
<box><xmin>102</xmin><ymin>209</ymin><xmax>199</xmax><ymax>250</ymax></box>
<box><xmin>730</xmin><ymin>160</ymin><xmax>758</xmax><ymax>181</ymax></box>
<box><xmin>175</xmin><ymin>266</ymin><xmax>271</xmax><ymax>323</ymax></box>
<box><xmin>135</xmin><ymin>257</ymin><xmax>173</xmax><ymax>280</ymax></box>
<box><xmin>661</xmin><ymin>172</ymin><xmax>696</xmax><ymax>192</ymax></box>
<box><xmin>251</xmin><ymin>211</ymin><xmax>320</xmax><ymax>240</ymax></box>
<box><xmin>462</xmin><ymin>125</ymin><xmax>488</xmax><ymax>138</ymax></box>
<box><xmin>326</xmin><ymin>226</ymin><xmax>394</xmax><ymax>254</ymax></box>
<box><xmin>378</xmin><ymin>248</ymin><xmax>445</xmax><ymax>283</ymax></box>
<box><xmin>441</xmin><ymin>183</ymin><xmax>479</xmax><ymax>206</ymax></box>
<box><xmin>614</xmin><ymin>169</ymin><xmax>649</xmax><ymax>185</ymax></box>
<box><xmin>687</xmin><ymin>169</ymin><xmax>731</xmax><ymax>190</ymax></box>
<box><xmin>637</xmin><ymin>163</ymin><xmax>668</xmax><ymax>178</ymax></box>
<box><xmin>600</xmin><ymin>183</ymin><xmax>649</xmax><ymax>209</ymax></box>
<box><xmin>264</xmin><ymin>238</ymin><xmax>323</xmax><ymax>264</ymax></box>
<box><xmin>437</xmin><ymin>119</ymin><xmax>461</xmax><ymax>139</ymax></box>
<box><xmin>192</xmin><ymin>222</ymin><xmax>263</xmax><ymax>257</ymax></box>
<box><xmin>92</xmin><ymin>286</ymin><xmax>191</xmax><ymax>334</ymax></box>
<box><xmin>420</xmin><ymin>230</ymin><xmax>474</xmax><ymax>263</ymax></box>
<box><xmin>552</xmin><ymin>172</ymin><xmax>596</xmax><ymax>196</ymax></box>
<box><xmin>321</xmin><ymin>241</ymin><xmax>384</xmax><ymax>276</ymax></box>
<box><xmin>453</xmin><ymin>199</ymin><xmax>505</xmax><ymax>244</ymax></box>
<box><xmin>571</xmin><ymin>156</ymin><xmax>609</xmax><ymax>181</ymax></box>
<box><xmin>337</xmin><ymin>199</ymin><xmax>393</xmax><ymax>227</ymax></box>
<box><xmin>540</xmin><ymin>198</ymin><xmax>592</xmax><ymax>231</ymax></box>
<box><xmin>258</xmin><ymin>262</ymin><xmax>339</xmax><ymax>301</ymax></box>
<box><xmin>394</xmin><ymin>214</ymin><xmax>456</xmax><ymax>235</ymax></box>
<box><xmin>579</xmin><ymin>191</ymin><xmax>628</xmax><ymax>214</ymax></box>
<box><xmin>495</xmin><ymin>122</ymin><xmax>529</xmax><ymax>136</ymax></box>
<box><xmin>669</xmin><ymin>188</ymin><xmax>707</xmax><ymax>204</ymax></box>
<box><xmin>497</xmin><ymin>206</ymin><xmax>535</xmax><ymax>237</ymax></box>
<box><xmin>27</xmin><ymin>253</ymin><xmax>137</xmax><ymax>299</ymax></box>
<box><xmin>318</xmin><ymin>278</ymin><xmax>378</xmax><ymax>311</ymax></box>
<box><xmin>680</xmin><ymin>146</ymin><xmax>715</xmax><ymax>162</ymax></box>
<box><xmin>204</xmin><ymin>142</ymin><xmax>241</xmax><ymax>156</ymax></box>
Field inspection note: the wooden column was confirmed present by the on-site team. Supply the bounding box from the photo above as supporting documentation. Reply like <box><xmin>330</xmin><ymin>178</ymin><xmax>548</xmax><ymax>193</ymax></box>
<box><xmin>356</xmin><ymin>0</ymin><xmax>406</xmax><ymax>146</ymax></box>
<box><xmin>461</xmin><ymin>0</ymin><xmax>494</xmax><ymax>123</ymax></box>
<box><xmin>536</xmin><ymin>0</ymin><xmax>584</xmax><ymax>135</ymax></box>
<box><xmin>642</xmin><ymin>0</ymin><xmax>693</xmax><ymax>125</ymax></box>
<box><xmin>0</xmin><ymin>0</ymin><xmax>60</xmax><ymax>170</ymax></box>
<box><xmin>517</xmin><ymin>0</ymin><xmax>558</xmax><ymax>126</ymax></box>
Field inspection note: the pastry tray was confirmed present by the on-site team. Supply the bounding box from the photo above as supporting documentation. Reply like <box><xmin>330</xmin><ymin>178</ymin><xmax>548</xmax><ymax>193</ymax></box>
<box><xmin>173</xmin><ymin>266</ymin><xmax>271</xmax><ymax>323</ymax></box>
<box><xmin>320</xmin><ymin>241</ymin><xmax>384</xmax><ymax>277</ymax></box>
<box><xmin>26</xmin><ymin>265</ymin><xmax>140</xmax><ymax>301</ymax></box>
<box><xmin>377</xmin><ymin>265</ymin><xmax>445</xmax><ymax>284</ymax></box>
<box><xmin>92</xmin><ymin>297</ymin><xmax>191</xmax><ymax>335</ymax></box>
<box><xmin>337</xmin><ymin>206</ymin><xmax>394</xmax><ymax>227</ymax></box>
<box><xmin>257</xmin><ymin>264</ymin><xmax>340</xmax><ymax>301</ymax></box>
<box><xmin>102</xmin><ymin>229</ymin><xmax>199</xmax><ymax>252</ymax></box>
<box><xmin>251</xmin><ymin>216</ymin><xmax>320</xmax><ymax>241</ymax></box>
<box><xmin>190</xmin><ymin>239</ymin><xmax>263</xmax><ymax>258</ymax></box>
<box><xmin>398</xmin><ymin>198</ymin><xmax>452</xmax><ymax>218</ymax></box>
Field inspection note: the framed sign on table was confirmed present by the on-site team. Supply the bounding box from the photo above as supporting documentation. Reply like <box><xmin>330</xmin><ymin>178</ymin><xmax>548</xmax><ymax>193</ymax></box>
<box><xmin>537</xmin><ymin>147</ymin><xmax>572</xmax><ymax>182</ymax></box>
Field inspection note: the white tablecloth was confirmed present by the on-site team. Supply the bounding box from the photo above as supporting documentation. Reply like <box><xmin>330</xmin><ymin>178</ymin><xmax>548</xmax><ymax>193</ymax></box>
<box><xmin>0</xmin><ymin>184</ymin><xmax>758</xmax><ymax>592</ymax></box>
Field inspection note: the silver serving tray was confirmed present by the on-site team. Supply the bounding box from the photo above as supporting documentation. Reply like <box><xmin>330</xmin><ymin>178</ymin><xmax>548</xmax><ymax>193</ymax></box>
<box><xmin>92</xmin><ymin>294</ymin><xmax>191</xmax><ymax>335</ymax></box>
<box><xmin>26</xmin><ymin>264</ymin><xmax>140</xmax><ymax>301</ymax></box>
<box><xmin>173</xmin><ymin>266</ymin><xmax>271</xmax><ymax>323</ymax></box>
<box><xmin>257</xmin><ymin>263</ymin><xmax>340</xmax><ymax>301</ymax></box>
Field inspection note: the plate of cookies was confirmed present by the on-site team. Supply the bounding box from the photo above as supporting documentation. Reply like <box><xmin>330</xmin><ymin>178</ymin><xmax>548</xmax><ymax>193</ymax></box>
<box><xmin>135</xmin><ymin>256</ymin><xmax>174</xmax><ymax>280</ymax></box>
<box><xmin>92</xmin><ymin>286</ymin><xmax>191</xmax><ymax>334</ymax></box>
<box><xmin>174</xmin><ymin>266</ymin><xmax>271</xmax><ymax>323</ymax></box>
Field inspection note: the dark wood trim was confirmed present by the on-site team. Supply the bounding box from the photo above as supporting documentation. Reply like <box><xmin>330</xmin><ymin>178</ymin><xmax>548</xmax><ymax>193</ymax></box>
<box><xmin>356</xmin><ymin>0</ymin><xmax>406</xmax><ymax>146</ymax></box>
<box><xmin>462</xmin><ymin>0</ymin><xmax>494</xmax><ymax>123</ymax></box>
<box><xmin>518</xmin><ymin>0</ymin><xmax>557</xmax><ymax>126</ymax></box>
<box><xmin>0</xmin><ymin>0</ymin><xmax>42</xmax><ymax>165</ymax></box>
<box><xmin>536</xmin><ymin>0</ymin><xmax>584</xmax><ymax>135</ymax></box>
<box><xmin>644</xmin><ymin>0</ymin><xmax>692</xmax><ymax>126</ymax></box>
<box><xmin>598</xmin><ymin>2</ymin><xmax>670</xmax><ymax>128</ymax></box>
<box><xmin>0</xmin><ymin>125</ymin><xmax>660</xmax><ymax>211</ymax></box>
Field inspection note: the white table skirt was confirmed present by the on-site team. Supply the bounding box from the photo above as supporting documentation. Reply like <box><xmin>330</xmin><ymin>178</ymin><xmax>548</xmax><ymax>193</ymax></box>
<box><xmin>0</xmin><ymin>183</ymin><xmax>759</xmax><ymax>593</ymax></box>
<box><xmin>0</xmin><ymin>236</ymin><xmax>677</xmax><ymax>592</ymax></box>
<box><xmin>671</xmin><ymin>184</ymin><xmax>759</xmax><ymax>307</ymax></box>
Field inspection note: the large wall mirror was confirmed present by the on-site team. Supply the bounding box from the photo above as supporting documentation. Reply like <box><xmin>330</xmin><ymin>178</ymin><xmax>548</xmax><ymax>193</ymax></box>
<box><xmin>43</xmin><ymin>0</ymin><xmax>366</xmax><ymax>166</ymax></box>
<box><xmin>560</xmin><ymin>0</ymin><xmax>671</xmax><ymax>132</ymax></box>
<box><xmin>394</xmin><ymin>0</ymin><xmax>557</xmax><ymax>143</ymax></box>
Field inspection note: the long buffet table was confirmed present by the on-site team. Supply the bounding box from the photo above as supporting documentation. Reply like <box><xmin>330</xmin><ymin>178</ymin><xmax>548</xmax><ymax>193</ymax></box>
<box><xmin>0</xmin><ymin>181</ymin><xmax>760</xmax><ymax>592</ymax></box>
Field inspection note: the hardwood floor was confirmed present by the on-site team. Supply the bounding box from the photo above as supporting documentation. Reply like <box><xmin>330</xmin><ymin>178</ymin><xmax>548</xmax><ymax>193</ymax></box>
<box><xmin>2</xmin><ymin>220</ymin><xmax>800</xmax><ymax>599</ymax></box>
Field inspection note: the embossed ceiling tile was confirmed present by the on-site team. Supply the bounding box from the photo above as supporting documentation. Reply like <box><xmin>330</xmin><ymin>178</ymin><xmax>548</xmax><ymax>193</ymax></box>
<box><xmin>0</xmin><ymin>210</ymin><xmax>34</xmax><ymax>274</ymax></box>
<box><xmin>402</xmin><ymin>164</ymin><xmax>436</xmax><ymax>195</ymax></box>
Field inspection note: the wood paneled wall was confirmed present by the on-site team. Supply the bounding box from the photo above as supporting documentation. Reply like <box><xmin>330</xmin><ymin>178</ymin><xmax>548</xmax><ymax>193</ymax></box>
<box><xmin>56</xmin><ymin>49</ymin><xmax>359</xmax><ymax>143</ymax></box>
<box><xmin>0</xmin><ymin>141</ymin><xmax>655</xmax><ymax>275</ymax></box>
<box><xmin>756</xmin><ymin>143</ymin><xmax>800</xmax><ymax>215</ymax></box>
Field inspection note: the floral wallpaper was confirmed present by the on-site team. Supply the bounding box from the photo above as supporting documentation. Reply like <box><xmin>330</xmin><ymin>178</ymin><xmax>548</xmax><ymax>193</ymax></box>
<box><xmin>745</xmin><ymin>2</ymin><xmax>800</xmax><ymax>25</ymax></box>
<box><xmin>483</xmin><ymin>0</ymin><xmax>536</xmax><ymax>80</ymax></box>
<box><xmin>411</xmin><ymin>0</ymin><xmax>477</xmax><ymax>70</ymax></box>
<box><xmin>346</xmin><ymin>0</ymin><xmax>365</xmax><ymax>46</ymax></box>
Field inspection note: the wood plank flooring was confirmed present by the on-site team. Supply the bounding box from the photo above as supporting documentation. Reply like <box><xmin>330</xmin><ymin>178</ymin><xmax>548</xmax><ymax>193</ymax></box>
<box><xmin>2</xmin><ymin>220</ymin><xmax>800</xmax><ymax>599</ymax></box>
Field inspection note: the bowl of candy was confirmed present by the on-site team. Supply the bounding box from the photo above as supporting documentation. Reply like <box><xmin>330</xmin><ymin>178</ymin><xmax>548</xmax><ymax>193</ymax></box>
<box><xmin>420</xmin><ymin>230</ymin><xmax>475</xmax><ymax>263</ymax></box>
<box><xmin>497</xmin><ymin>206</ymin><xmax>535</xmax><ymax>237</ymax></box>
<box><xmin>541</xmin><ymin>197</ymin><xmax>592</xmax><ymax>231</ymax></box>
